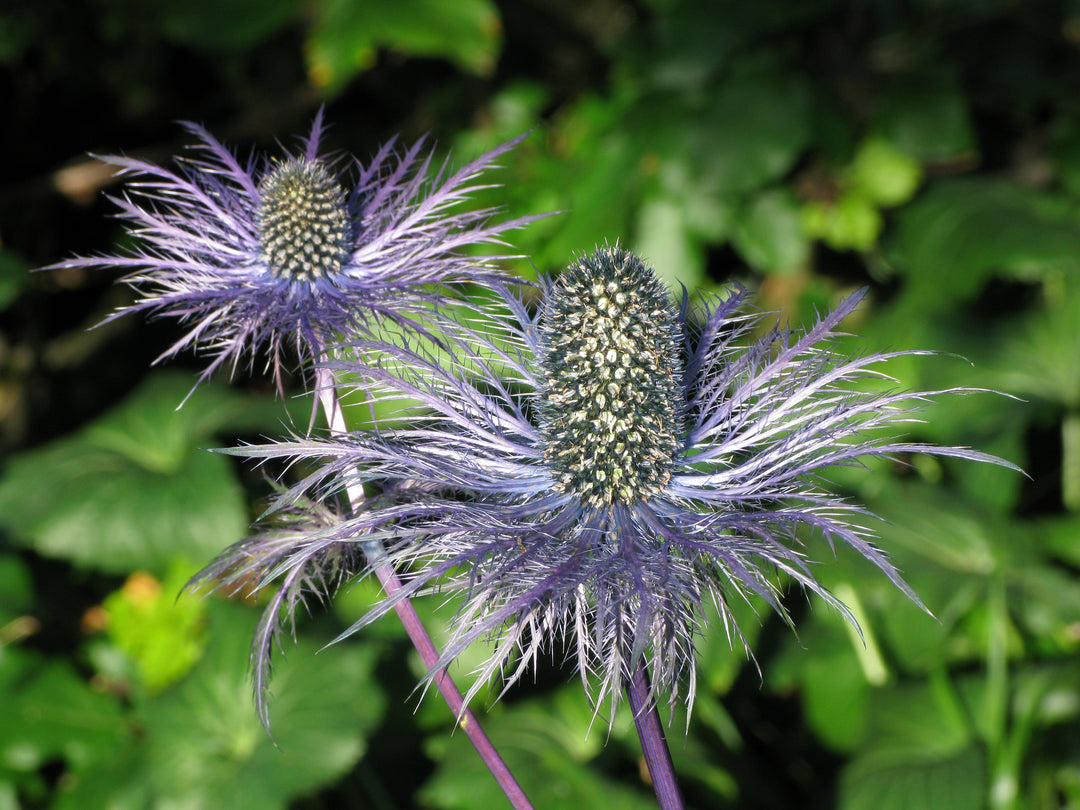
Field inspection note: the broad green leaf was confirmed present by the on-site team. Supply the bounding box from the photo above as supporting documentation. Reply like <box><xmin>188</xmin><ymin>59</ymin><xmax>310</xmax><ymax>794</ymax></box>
<box><xmin>801</xmin><ymin>189</ymin><xmax>882</xmax><ymax>252</ymax></box>
<box><xmin>536</xmin><ymin>98</ymin><xmax>645</xmax><ymax>270</ymax></box>
<box><xmin>307</xmin><ymin>0</ymin><xmax>501</xmax><ymax>95</ymax></box>
<box><xmin>694</xmin><ymin>590</ymin><xmax>764</xmax><ymax>694</ymax></box>
<box><xmin>0</xmin><ymin>372</ymin><xmax>285</xmax><ymax>574</ymax></box>
<box><xmin>802</xmin><ymin>645</ymin><xmax>872</xmax><ymax>752</ymax></box>
<box><xmin>48</xmin><ymin>745</ymin><xmax>149</xmax><ymax>810</ymax></box>
<box><xmin>679</xmin><ymin>66</ymin><xmax>813</xmax><ymax>197</ymax></box>
<box><xmin>865</xmin><ymin>678</ymin><xmax>973</xmax><ymax>759</ymax></box>
<box><xmin>871</xmin><ymin>484</ymin><xmax>1000</xmax><ymax>577</ymax></box>
<box><xmin>1038</xmin><ymin>514</ymin><xmax>1080</xmax><ymax>569</ymax></box>
<box><xmin>634</xmin><ymin>195</ymin><xmax>706</xmax><ymax>289</ymax></box>
<box><xmin>1008</xmin><ymin>564</ymin><xmax>1080</xmax><ymax>655</ymax></box>
<box><xmin>995</xmin><ymin>287</ymin><xmax>1080</xmax><ymax>409</ymax></box>
<box><xmin>0</xmin><ymin>554</ymin><xmax>33</xmax><ymax>625</ymax></box>
<box><xmin>144</xmin><ymin>601</ymin><xmax>381</xmax><ymax>807</ymax></box>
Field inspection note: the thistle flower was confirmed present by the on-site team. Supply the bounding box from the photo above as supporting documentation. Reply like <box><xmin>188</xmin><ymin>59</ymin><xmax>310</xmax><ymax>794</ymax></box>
<box><xmin>55</xmin><ymin>110</ymin><xmax>535</xmax><ymax>392</ymax></box>
<box><xmin>218</xmin><ymin>245</ymin><xmax>1015</xmax><ymax>716</ymax></box>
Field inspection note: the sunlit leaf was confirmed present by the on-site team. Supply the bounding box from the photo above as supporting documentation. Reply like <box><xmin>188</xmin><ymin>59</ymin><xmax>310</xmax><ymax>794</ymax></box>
<box><xmin>100</xmin><ymin>563</ymin><xmax>208</xmax><ymax>692</ymax></box>
<box><xmin>732</xmin><ymin>188</ymin><xmax>810</xmax><ymax>275</ymax></box>
<box><xmin>307</xmin><ymin>0</ymin><xmax>501</xmax><ymax>95</ymax></box>
<box><xmin>850</xmin><ymin>137</ymin><xmax>922</xmax><ymax>207</ymax></box>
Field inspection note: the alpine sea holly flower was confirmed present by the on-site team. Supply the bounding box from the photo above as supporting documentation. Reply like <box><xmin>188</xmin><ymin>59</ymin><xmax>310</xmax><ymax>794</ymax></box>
<box><xmin>220</xmin><ymin>245</ymin><xmax>1016</xmax><ymax>718</ymax></box>
<box><xmin>54</xmin><ymin>110</ymin><xmax>535</xmax><ymax>393</ymax></box>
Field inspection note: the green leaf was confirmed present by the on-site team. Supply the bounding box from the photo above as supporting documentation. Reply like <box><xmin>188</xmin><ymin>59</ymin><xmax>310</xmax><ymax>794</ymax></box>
<box><xmin>850</xmin><ymin>137</ymin><xmax>923</xmax><ymax>208</ymax></box>
<box><xmin>678</xmin><ymin>66</ymin><xmax>813</xmax><ymax>197</ymax></box>
<box><xmin>0</xmin><ymin>372</ymin><xmax>281</xmax><ymax>574</ymax></box>
<box><xmin>887</xmin><ymin>179</ymin><xmax>1080</xmax><ymax>301</ymax></box>
<box><xmin>0</xmin><ymin>648</ymin><xmax>128</xmax><ymax>773</ymax></box>
<box><xmin>694</xmin><ymin>591</ymin><xmax>764</xmax><ymax>694</ymax></box>
<box><xmin>1038</xmin><ymin>514</ymin><xmax>1080</xmax><ymax>569</ymax></box>
<box><xmin>732</xmin><ymin>187</ymin><xmax>810</xmax><ymax>275</ymax></box>
<box><xmin>869</xmin><ymin>677</ymin><xmax>973</xmax><ymax>758</ymax></box>
<box><xmin>870</xmin><ymin>484</ymin><xmax>1001</xmax><ymax>577</ymax></box>
<box><xmin>100</xmin><ymin>563</ymin><xmax>208</xmax><ymax>692</ymax></box>
<box><xmin>874</xmin><ymin>80</ymin><xmax>977</xmax><ymax>163</ymax></box>
<box><xmin>308</xmin><ymin>0</ymin><xmax>501</xmax><ymax>95</ymax></box>
<box><xmin>633</xmin><ymin>196</ymin><xmax>706</xmax><ymax>289</ymax></box>
<box><xmin>0</xmin><ymin>249</ymin><xmax>29</xmax><ymax>313</ymax></box>
<box><xmin>799</xmin><ymin>616</ymin><xmax>873</xmax><ymax>752</ymax></box>
<box><xmin>56</xmin><ymin>600</ymin><xmax>384</xmax><ymax>810</ymax></box>
<box><xmin>840</xmin><ymin>745</ymin><xmax>985</xmax><ymax>810</ymax></box>
<box><xmin>801</xmin><ymin>189</ymin><xmax>882</xmax><ymax>252</ymax></box>
<box><xmin>151</xmin><ymin>0</ymin><xmax>304</xmax><ymax>51</ymax></box>
<box><xmin>546</xmin><ymin>91</ymin><xmax>644</xmax><ymax>250</ymax></box>
<box><xmin>0</xmin><ymin>554</ymin><xmax>33</xmax><ymax>625</ymax></box>
<box><xmin>995</xmin><ymin>287</ymin><xmax>1080</xmax><ymax>410</ymax></box>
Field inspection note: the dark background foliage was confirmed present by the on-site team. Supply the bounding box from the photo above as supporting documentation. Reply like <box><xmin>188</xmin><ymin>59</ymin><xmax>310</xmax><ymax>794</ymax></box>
<box><xmin>2</xmin><ymin>1</ymin><xmax>1079</xmax><ymax>808</ymax></box>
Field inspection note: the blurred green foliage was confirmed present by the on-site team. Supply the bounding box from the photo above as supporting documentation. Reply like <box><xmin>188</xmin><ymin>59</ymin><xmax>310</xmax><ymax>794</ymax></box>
<box><xmin>2</xmin><ymin>0</ymin><xmax>1080</xmax><ymax>808</ymax></box>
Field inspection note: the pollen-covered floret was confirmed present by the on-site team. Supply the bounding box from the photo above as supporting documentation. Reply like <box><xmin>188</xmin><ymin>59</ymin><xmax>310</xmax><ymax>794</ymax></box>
<box><xmin>538</xmin><ymin>247</ymin><xmax>683</xmax><ymax>508</ymax></box>
<box><xmin>258</xmin><ymin>159</ymin><xmax>351</xmax><ymax>282</ymax></box>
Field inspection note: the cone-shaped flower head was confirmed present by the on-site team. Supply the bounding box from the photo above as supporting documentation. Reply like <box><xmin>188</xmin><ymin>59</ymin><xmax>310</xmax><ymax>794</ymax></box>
<box><xmin>538</xmin><ymin>251</ymin><xmax>683</xmax><ymax>508</ymax></box>
<box><xmin>210</xmin><ymin>245</ymin><xmax>1017</xmax><ymax>717</ymax></box>
<box><xmin>258</xmin><ymin>159</ymin><xmax>352</xmax><ymax>283</ymax></box>
<box><xmin>54</xmin><ymin>111</ymin><xmax>536</xmax><ymax>392</ymax></box>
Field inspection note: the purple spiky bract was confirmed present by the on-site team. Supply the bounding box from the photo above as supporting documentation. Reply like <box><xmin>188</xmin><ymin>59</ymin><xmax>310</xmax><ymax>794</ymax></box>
<box><xmin>210</xmin><ymin>245</ymin><xmax>1017</xmax><ymax>719</ymax></box>
<box><xmin>54</xmin><ymin>110</ymin><xmax>537</xmax><ymax>393</ymax></box>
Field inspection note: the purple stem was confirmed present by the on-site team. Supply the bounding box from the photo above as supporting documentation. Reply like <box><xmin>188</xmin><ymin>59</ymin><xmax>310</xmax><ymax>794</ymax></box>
<box><xmin>627</xmin><ymin>663</ymin><xmax>684</xmax><ymax>810</ymax></box>
<box><xmin>315</xmin><ymin>368</ymin><xmax>533</xmax><ymax>810</ymax></box>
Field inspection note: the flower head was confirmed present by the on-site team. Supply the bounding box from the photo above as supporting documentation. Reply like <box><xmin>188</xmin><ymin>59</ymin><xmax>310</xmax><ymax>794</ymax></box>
<box><xmin>213</xmin><ymin>245</ymin><xmax>1016</xmax><ymax>716</ymax></box>
<box><xmin>56</xmin><ymin>110</ymin><xmax>536</xmax><ymax>392</ymax></box>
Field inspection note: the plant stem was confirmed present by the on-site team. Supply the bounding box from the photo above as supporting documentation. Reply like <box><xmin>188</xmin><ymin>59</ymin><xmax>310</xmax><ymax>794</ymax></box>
<box><xmin>627</xmin><ymin>662</ymin><xmax>684</xmax><ymax>810</ymax></box>
<box><xmin>315</xmin><ymin>367</ymin><xmax>533</xmax><ymax>810</ymax></box>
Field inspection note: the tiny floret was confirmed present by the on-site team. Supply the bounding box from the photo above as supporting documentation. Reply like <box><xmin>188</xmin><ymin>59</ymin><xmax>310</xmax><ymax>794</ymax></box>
<box><xmin>538</xmin><ymin>247</ymin><xmax>682</xmax><ymax>508</ymax></box>
<box><xmin>258</xmin><ymin>159</ymin><xmax>351</xmax><ymax>282</ymax></box>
